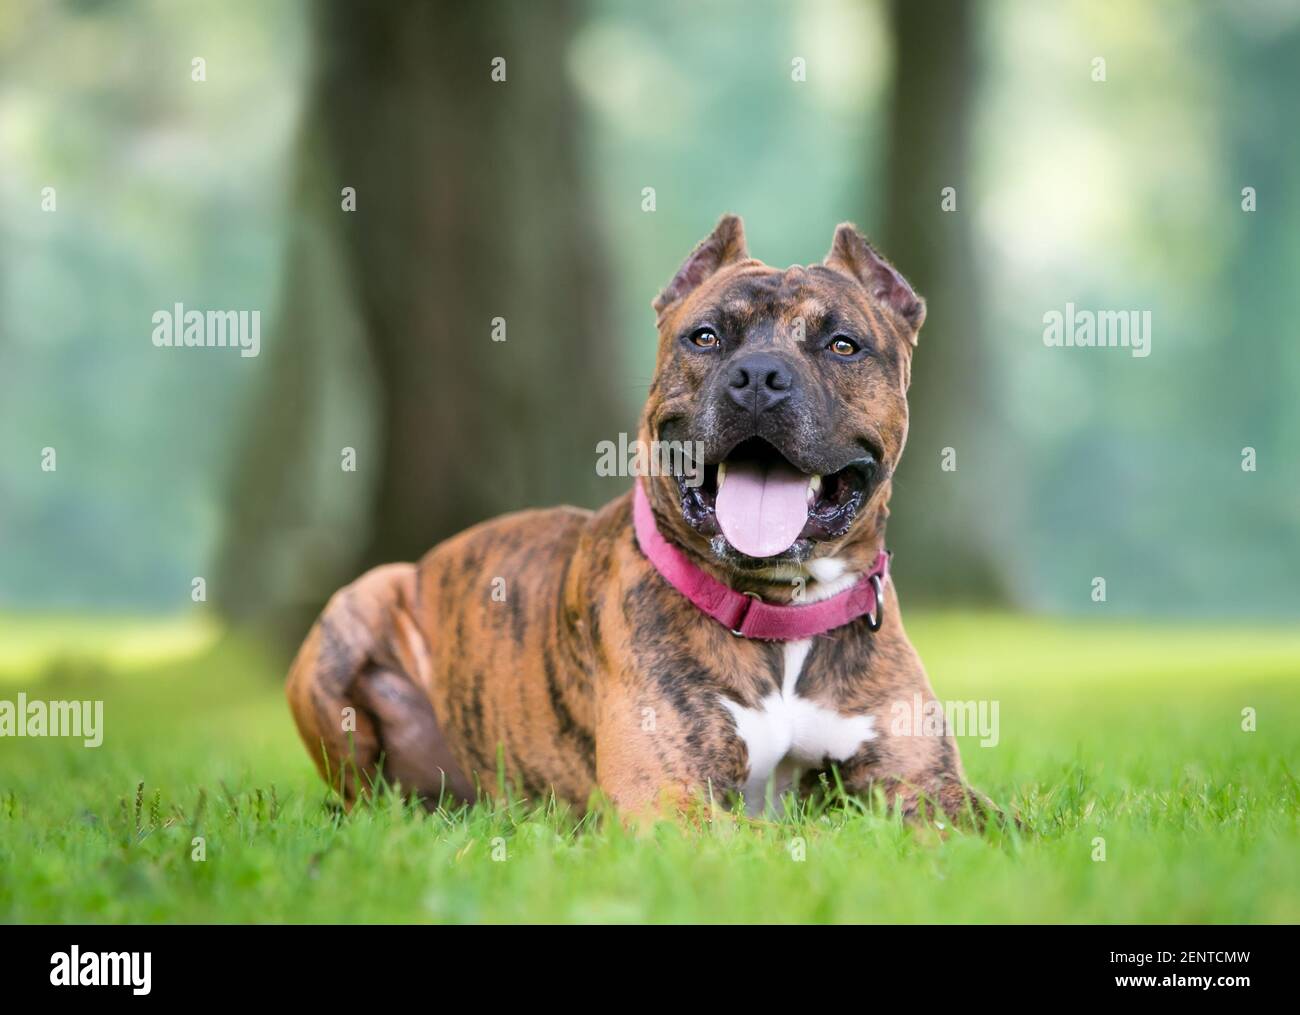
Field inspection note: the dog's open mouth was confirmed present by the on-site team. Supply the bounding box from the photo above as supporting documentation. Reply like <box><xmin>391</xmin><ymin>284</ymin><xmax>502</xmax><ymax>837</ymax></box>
<box><xmin>677</xmin><ymin>437</ymin><xmax>874</xmax><ymax>559</ymax></box>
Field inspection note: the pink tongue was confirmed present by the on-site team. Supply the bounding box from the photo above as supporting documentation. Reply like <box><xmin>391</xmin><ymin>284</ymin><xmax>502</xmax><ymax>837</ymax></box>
<box><xmin>715</xmin><ymin>460</ymin><xmax>810</xmax><ymax>558</ymax></box>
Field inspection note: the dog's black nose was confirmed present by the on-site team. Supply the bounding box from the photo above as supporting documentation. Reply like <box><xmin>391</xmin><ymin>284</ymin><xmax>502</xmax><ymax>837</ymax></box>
<box><xmin>727</xmin><ymin>353</ymin><xmax>793</xmax><ymax>414</ymax></box>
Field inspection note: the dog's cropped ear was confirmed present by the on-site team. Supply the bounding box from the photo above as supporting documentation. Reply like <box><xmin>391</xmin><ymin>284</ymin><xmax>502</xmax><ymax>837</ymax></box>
<box><xmin>653</xmin><ymin>214</ymin><xmax>749</xmax><ymax>319</ymax></box>
<box><xmin>824</xmin><ymin>223</ymin><xmax>926</xmax><ymax>339</ymax></box>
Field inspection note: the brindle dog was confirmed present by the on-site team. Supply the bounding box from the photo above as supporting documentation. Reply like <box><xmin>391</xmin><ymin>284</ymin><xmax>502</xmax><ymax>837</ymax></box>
<box><xmin>286</xmin><ymin>215</ymin><xmax>990</xmax><ymax>822</ymax></box>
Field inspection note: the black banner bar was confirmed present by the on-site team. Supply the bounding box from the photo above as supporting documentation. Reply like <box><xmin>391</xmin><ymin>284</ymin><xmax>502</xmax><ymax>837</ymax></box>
<box><xmin>0</xmin><ymin>923</ymin><xmax>1290</xmax><ymax>1000</ymax></box>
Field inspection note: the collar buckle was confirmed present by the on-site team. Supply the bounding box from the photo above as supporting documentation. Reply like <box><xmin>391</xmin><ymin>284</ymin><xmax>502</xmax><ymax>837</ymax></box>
<box><xmin>730</xmin><ymin>591</ymin><xmax>761</xmax><ymax>637</ymax></box>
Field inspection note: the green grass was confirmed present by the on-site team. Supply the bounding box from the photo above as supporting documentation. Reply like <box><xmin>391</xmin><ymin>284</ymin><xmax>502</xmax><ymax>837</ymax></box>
<box><xmin>1</xmin><ymin>612</ymin><xmax>1297</xmax><ymax>923</ymax></box>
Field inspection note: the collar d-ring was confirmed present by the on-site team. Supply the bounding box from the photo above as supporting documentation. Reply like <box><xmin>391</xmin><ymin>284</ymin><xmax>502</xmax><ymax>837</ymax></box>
<box><xmin>865</xmin><ymin>574</ymin><xmax>885</xmax><ymax>632</ymax></box>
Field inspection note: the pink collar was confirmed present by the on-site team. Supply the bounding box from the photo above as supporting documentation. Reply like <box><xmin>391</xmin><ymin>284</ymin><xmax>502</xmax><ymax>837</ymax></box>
<box><xmin>632</xmin><ymin>481</ymin><xmax>890</xmax><ymax>641</ymax></box>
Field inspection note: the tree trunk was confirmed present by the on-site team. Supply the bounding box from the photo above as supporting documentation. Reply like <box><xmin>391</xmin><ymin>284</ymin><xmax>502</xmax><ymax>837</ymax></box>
<box><xmin>881</xmin><ymin>0</ymin><xmax>1011</xmax><ymax>604</ymax></box>
<box><xmin>217</xmin><ymin>0</ymin><xmax>618</xmax><ymax>651</ymax></box>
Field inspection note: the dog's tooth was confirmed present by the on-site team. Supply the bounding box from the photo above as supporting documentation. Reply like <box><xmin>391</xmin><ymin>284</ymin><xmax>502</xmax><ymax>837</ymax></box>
<box><xmin>716</xmin><ymin>462</ymin><xmax>727</xmax><ymax>490</ymax></box>
<box><xmin>807</xmin><ymin>474</ymin><xmax>821</xmax><ymax>504</ymax></box>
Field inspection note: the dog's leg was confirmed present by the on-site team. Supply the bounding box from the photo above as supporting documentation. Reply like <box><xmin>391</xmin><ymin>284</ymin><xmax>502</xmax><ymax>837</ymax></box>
<box><xmin>868</xmin><ymin>774</ymin><xmax>998</xmax><ymax>828</ymax></box>
<box><xmin>351</xmin><ymin>665</ymin><xmax>475</xmax><ymax>807</ymax></box>
<box><xmin>286</xmin><ymin>563</ymin><xmax>471</xmax><ymax>809</ymax></box>
<box><xmin>285</xmin><ymin>613</ymin><xmax>382</xmax><ymax>804</ymax></box>
<box><xmin>831</xmin><ymin>727</ymin><xmax>1000</xmax><ymax>829</ymax></box>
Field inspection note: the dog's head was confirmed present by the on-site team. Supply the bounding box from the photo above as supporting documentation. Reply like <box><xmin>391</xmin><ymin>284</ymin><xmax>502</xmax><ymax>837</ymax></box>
<box><xmin>640</xmin><ymin>214</ymin><xmax>925</xmax><ymax>581</ymax></box>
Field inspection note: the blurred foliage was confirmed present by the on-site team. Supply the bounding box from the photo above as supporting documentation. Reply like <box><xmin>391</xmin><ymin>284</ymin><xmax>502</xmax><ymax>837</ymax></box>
<box><xmin>0</xmin><ymin>0</ymin><xmax>308</xmax><ymax>608</ymax></box>
<box><xmin>1</xmin><ymin>0</ymin><xmax>1297</xmax><ymax>618</ymax></box>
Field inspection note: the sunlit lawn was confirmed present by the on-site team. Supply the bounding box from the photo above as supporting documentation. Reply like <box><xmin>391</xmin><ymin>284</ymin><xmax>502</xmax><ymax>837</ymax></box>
<box><xmin>1</xmin><ymin>612</ymin><xmax>1297</xmax><ymax>923</ymax></box>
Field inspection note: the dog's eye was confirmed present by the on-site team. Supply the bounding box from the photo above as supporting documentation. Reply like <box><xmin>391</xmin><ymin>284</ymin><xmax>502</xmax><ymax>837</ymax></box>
<box><xmin>828</xmin><ymin>336</ymin><xmax>861</xmax><ymax>357</ymax></box>
<box><xmin>689</xmin><ymin>327</ymin><xmax>719</xmax><ymax>349</ymax></box>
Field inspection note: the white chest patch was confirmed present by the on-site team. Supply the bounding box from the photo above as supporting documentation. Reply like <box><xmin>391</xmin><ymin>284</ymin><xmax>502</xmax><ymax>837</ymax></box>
<box><xmin>721</xmin><ymin>638</ymin><xmax>877</xmax><ymax>810</ymax></box>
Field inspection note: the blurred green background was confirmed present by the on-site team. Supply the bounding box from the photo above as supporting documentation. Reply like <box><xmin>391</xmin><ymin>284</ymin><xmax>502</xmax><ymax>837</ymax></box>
<box><xmin>3</xmin><ymin>0</ymin><xmax>1298</xmax><ymax>638</ymax></box>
